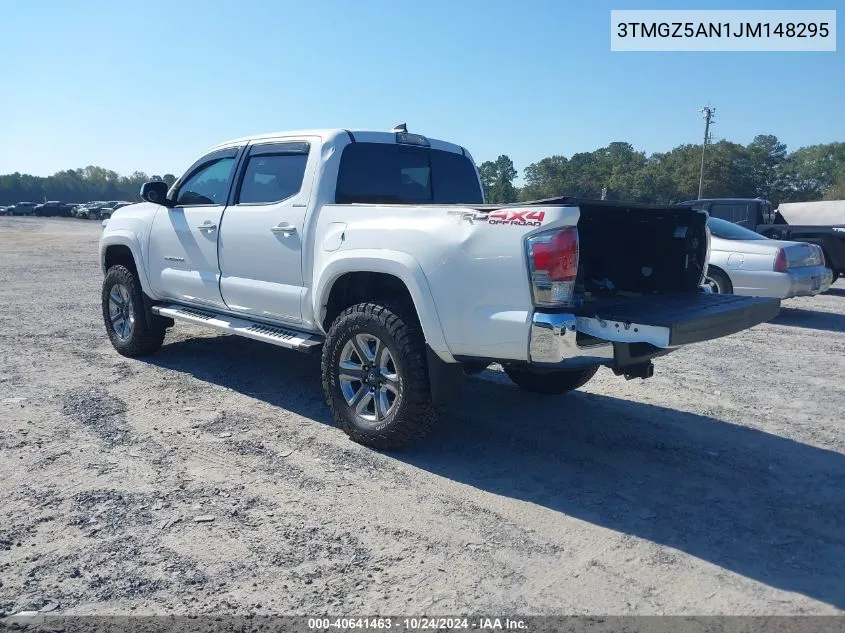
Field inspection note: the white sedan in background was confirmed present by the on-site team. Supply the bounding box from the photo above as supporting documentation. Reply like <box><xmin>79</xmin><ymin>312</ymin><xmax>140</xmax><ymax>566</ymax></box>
<box><xmin>705</xmin><ymin>217</ymin><xmax>833</xmax><ymax>298</ymax></box>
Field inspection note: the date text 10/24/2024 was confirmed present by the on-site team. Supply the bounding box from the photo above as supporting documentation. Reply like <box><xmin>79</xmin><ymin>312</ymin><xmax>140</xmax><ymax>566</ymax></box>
<box><xmin>307</xmin><ymin>617</ymin><xmax>528</xmax><ymax>631</ymax></box>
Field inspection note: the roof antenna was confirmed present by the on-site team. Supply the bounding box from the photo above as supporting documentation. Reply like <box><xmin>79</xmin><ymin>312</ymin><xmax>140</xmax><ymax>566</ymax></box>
<box><xmin>392</xmin><ymin>122</ymin><xmax>408</xmax><ymax>133</ymax></box>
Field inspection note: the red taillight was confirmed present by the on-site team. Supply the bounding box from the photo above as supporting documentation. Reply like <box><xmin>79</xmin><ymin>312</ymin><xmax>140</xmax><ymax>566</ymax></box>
<box><xmin>531</xmin><ymin>228</ymin><xmax>579</xmax><ymax>281</ymax></box>
<box><xmin>774</xmin><ymin>248</ymin><xmax>789</xmax><ymax>273</ymax></box>
<box><xmin>527</xmin><ymin>227</ymin><xmax>579</xmax><ymax>307</ymax></box>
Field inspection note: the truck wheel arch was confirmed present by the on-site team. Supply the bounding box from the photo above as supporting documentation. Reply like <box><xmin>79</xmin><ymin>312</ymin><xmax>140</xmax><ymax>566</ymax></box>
<box><xmin>101</xmin><ymin>234</ymin><xmax>155</xmax><ymax>296</ymax></box>
<box><xmin>322</xmin><ymin>272</ymin><xmax>415</xmax><ymax>329</ymax></box>
<box><xmin>103</xmin><ymin>244</ymin><xmax>139</xmax><ymax>278</ymax></box>
<box><xmin>314</xmin><ymin>253</ymin><xmax>455</xmax><ymax>363</ymax></box>
<box><xmin>101</xmin><ymin>239</ymin><xmax>166</xmax><ymax>330</ymax></box>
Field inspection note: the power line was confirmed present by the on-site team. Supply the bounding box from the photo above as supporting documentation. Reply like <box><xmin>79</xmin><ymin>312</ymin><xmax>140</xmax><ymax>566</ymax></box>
<box><xmin>698</xmin><ymin>105</ymin><xmax>715</xmax><ymax>200</ymax></box>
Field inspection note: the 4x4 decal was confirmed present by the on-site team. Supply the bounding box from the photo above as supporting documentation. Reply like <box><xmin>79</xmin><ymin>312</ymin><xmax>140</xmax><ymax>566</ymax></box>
<box><xmin>487</xmin><ymin>210</ymin><xmax>546</xmax><ymax>227</ymax></box>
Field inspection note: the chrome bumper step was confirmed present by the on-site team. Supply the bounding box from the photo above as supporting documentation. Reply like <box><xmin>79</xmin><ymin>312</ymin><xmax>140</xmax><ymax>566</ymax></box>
<box><xmin>529</xmin><ymin>293</ymin><xmax>780</xmax><ymax>366</ymax></box>
<box><xmin>152</xmin><ymin>304</ymin><xmax>323</xmax><ymax>353</ymax></box>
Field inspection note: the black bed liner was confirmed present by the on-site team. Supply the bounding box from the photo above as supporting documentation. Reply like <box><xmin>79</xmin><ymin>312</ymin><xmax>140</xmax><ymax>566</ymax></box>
<box><xmin>575</xmin><ymin>293</ymin><xmax>781</xmax><ymax>347</ymax></box>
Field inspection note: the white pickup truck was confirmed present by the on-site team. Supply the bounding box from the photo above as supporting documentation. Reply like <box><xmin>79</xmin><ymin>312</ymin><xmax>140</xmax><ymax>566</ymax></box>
<box><xmin>99</xmin><ymin>126</ymin><xmax>780</xmax><ymax>449</ymax></box>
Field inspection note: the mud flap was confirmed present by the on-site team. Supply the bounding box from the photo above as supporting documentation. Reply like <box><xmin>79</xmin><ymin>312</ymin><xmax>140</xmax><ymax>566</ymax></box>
<box><xmin>426</xmin><ymin>346</ymin><xmax>464</xmax><ymax>405</ymax></box>
<box><xmin>142</xmin><ymin>295</ymin><xmax>174</xmax><ymax>330</ymax></box>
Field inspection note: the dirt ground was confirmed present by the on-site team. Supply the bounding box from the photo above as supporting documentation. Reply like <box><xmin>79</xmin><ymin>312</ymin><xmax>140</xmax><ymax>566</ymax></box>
<box><xmin>1</xmin><ymin>216</ymin><xmax>844</xmax><ymax>617</ymax></box>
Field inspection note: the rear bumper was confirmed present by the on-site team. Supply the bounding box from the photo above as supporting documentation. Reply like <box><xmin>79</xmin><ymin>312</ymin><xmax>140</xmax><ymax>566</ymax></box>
<box><xmin>784</xmin><ymin>266</ymin><xmax>832</xmax><ymax>298</ymax></box>
<box><xmin>735</xmin><ymin>266</ymin><xmax>832</xmax><ymax>299</ymax></box>
<box><xmin>529</xmin><ymin>313</ymin><xmax>614</xmax><ymax>367</ymax></box>
<box><xmin>529</xmin><ymin>293</ymin><xmax>781</xmax><ymax>368</ymax></box>
<box><xmin>529</xmin><ymin>312</ymin><xmax>674</xmax><ymax>370</ymax></box>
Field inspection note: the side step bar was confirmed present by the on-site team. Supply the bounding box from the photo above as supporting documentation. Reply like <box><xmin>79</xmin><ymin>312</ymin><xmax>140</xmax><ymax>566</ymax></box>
<box><xmin>152</xmin><ymin>304</ymin><xmax>323</xmax><ymax>353</ymax></box>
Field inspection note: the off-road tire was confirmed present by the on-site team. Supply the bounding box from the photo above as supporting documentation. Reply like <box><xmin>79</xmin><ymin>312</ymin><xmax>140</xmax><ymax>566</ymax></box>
<box><xmin>321</xmin><ymin>302</ymin><xmax>437</xmax><ymax>450</ymax></box>
<box><xmin>504</xmin><ymin>365</ymin><xmax>599</xmax><ymax>395</ymax></box>
<box><xmin>101</xmin><ymin>265</ymin><xmax>166</xmax><ymax>357</ymax></box>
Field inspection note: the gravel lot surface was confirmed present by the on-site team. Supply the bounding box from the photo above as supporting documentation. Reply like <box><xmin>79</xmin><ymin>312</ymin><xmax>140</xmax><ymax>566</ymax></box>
<box><xmin>1</xmin><ymin>216</ymin><xmax>844</xmax><ymax>616</ymax></box>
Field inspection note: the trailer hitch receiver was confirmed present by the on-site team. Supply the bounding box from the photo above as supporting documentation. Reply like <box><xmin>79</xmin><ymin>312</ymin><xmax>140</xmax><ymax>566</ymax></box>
<box><xmin>613</xmin><ymin>361</ymin><xmax>654</xmax><ymax>381</ymax></box>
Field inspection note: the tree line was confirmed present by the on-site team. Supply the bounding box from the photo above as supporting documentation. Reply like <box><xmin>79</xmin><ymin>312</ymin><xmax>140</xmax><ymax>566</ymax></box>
<box><xmin>479</xmin><ymin>135</ymin><xmax>845</xmax><ymax>205</ymax></box>
<box><xmin>1</xmin><ymin>134</ymin><xmax>843</xmax><ymax>206</ymax></box>
<box><xmin>0</xmin><ymin>167</ymin><xmax>176</xmax><ymax>205</ymax></box>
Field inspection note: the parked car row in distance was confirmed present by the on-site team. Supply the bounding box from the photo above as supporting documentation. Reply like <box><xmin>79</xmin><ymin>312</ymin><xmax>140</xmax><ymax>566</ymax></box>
<box><xmin>73</xmin><ymin>201</ymin><xmax>133</xmax><ymax>220</ymax></box>
<box><xmin>35</xmin><ymin>201</ymin><xmax>78</xmax><ymax>217</ymax></box>
<box><xmin>0</xmin><ymin>201</ymin><xmax>39</xmax><ymax>215</ymax></box>
<box><xmin>0</xmin><ymin>200</ymin><xmax>133</xmax><ymax>219</ymax></box>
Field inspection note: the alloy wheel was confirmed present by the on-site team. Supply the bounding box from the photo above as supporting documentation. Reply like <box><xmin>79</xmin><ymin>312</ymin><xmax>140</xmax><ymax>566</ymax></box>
<box><xmin>107</xmin><ymin>283</ymin><xmax>135</xmax><ymax>340</ymax></box>
<box><xmin>338</xmin><ymin>333</ymin><xmax>401</xmax><ymax>426</ymax></box>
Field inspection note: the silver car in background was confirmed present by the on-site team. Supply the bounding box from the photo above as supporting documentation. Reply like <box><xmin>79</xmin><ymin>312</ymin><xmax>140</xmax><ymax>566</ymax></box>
<box><xmin>705</xmin><ymin>217</ymin><xmax>832</xmax><ymax>298</ymax></box>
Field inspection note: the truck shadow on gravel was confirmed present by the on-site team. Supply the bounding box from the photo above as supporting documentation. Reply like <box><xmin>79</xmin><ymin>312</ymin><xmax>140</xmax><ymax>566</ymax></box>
<box><xmin>771</xmin><ymin>307</ymin><xmax>845</xmax><ymax>333</ymax></box>
<box><xmin>148</xmin><ymin>335</ymin><xmax>845</xmax><ymax>610</ymax></box>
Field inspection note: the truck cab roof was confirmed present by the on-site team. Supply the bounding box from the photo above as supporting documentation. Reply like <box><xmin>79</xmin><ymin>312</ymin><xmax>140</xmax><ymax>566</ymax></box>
<box><xmin>208</xmin><ymin>128</ymin><xmax>469</xmax><ymax>158</ymax></box>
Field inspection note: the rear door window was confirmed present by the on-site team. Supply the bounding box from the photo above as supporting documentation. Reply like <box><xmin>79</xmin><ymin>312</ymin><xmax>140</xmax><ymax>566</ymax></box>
<box><xmin>430</xmin><ymin>149</ymin><xmax>487</xmax><ymax>204</ymax></box>
<box><xmin>237</xmin><ymin>150</ymin><xmax>309</xmax><ymax>205</ymax></box>
<box><xmin>336</xmin><ymin>143</ymin><xmax>483</xmax><ymax>205</ymax></box>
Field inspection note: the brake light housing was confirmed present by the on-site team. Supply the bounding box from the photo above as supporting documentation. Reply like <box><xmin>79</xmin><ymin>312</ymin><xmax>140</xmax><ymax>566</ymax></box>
<box><xmin>526</xmin><ymin>226</ymin><xmax>579</xmax><ymax>307</ymax></box>
<box><xmin>773</xmin><ymin>248</ymin><xmax>789</xmax><ymax>273</ymax></box>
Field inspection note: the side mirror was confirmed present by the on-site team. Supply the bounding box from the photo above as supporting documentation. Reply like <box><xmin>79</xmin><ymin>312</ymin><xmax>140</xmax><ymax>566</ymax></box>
<box><xmin>140</xmin><ymin>181</ymin><xmax>172</xmax><ymax>206</ymax></box>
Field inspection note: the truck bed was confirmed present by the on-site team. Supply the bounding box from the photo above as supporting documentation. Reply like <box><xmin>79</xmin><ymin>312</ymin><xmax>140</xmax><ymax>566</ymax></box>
<box><xmin>575</xmin><ymin>293</ymin><xmax>780</xmax><ymax>347</ymax></box>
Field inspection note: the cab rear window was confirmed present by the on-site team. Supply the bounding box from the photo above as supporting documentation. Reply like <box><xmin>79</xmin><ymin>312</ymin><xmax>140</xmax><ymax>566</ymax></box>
<box><xmin>335</xmin><ymin>143</ymin><xmax>483</xmax><ymax>205</ymax></box>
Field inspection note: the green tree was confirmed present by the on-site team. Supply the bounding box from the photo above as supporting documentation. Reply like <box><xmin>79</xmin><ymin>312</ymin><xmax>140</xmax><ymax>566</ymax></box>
<box><xmin>521</xmin><ymin>143</ymin><xmax>648</xmax><ymax>201</ymax></box>
<box><xmin>0</xmin><ymin>166</ymin><xmax>155</xmax><ymax>205</ymax></box>
<box><xmin>780</xmin><ymin>142</ymin><xmax>845</xmax><ymax>202</ymax></box>
<box><xmin>598</xmin><ymin>142</ymin><xmax>648</xmax><ymax>200</ymax></box>
<box><xmin>698</xmin><ymin>141</ymin><xmax>755</xmax><ymax>199</ymax></box>
<box><xmin>520</xmin><ymin>155</ymin><xmax>569</xmax><ymax>200</ymax></box>
<box><xmin>478</xmin><ymin>155</ymin><xmax>518</xmax><ymax>203</ymax></box>
<box><xmin>823</xmin><ymin>165</ymin><xmax>845</xmax><ymax>200</ymax></box>
<box><xmin>746</xmin><ymin>134</ymin><xmax>787</xmax><ymax>202</ymax></box>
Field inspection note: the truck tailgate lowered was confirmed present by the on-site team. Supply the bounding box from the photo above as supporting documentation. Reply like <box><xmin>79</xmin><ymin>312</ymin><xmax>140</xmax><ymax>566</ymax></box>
<box><xmin>575</xmin><ymin>293</ymin><xmax>781</xmax><ymax>347</ymax></box>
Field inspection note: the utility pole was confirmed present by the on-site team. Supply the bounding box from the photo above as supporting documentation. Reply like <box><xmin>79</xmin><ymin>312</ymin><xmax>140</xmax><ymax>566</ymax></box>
<box><xmin>698</xmin><ymin>105</ymin><xmax>715</xmax><ymax>199</ymax></box>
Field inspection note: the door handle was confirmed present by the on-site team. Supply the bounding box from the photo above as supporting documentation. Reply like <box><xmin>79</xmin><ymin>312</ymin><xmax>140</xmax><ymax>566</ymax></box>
<box><xmin>197</xmin><ymin>221</ymin><xmax>217</xmax><ymax>231</ymax></box>
<box><xmin>270</xmin><ymin>223</ymin><xmax>297</xmax><ymax>236</ymax></box>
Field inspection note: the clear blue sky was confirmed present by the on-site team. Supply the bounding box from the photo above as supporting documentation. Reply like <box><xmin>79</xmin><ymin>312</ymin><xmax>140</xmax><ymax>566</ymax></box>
<box><xmin>0</xmin><ymin>0</ymin><xmax>841</xmax><ymax>180</ymax></box>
